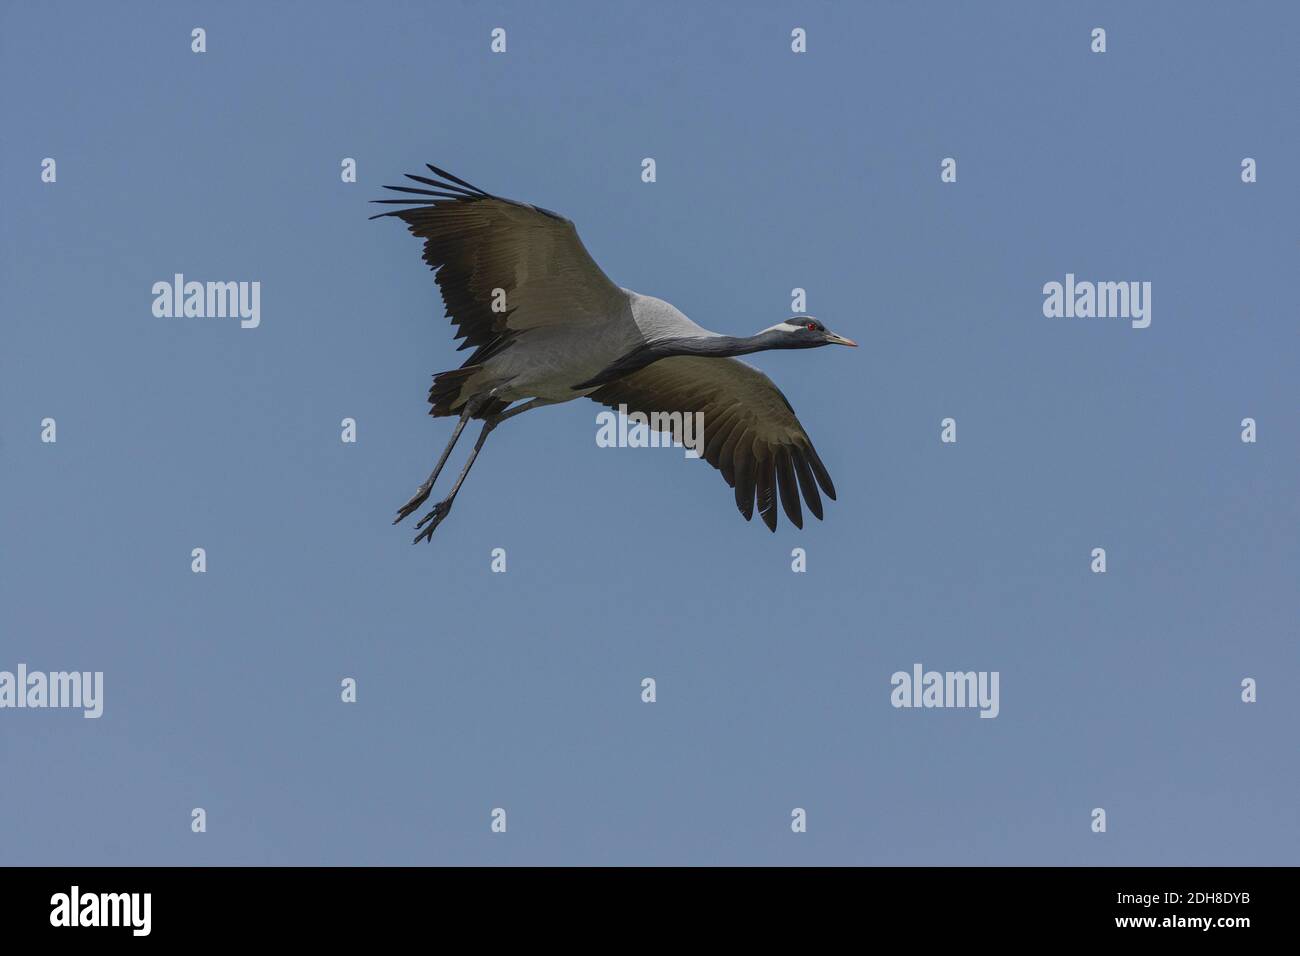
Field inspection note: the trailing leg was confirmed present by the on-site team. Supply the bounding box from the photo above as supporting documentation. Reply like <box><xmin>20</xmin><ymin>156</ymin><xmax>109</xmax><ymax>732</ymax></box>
<box><xmin>394</xmin><ymin>403</ymin><xmax>473</xmax><ymax>524</ymax></box>
<box><xmin>412</xmin><ymin>417</ymin><xmax>498</xmax><ymax>543</ymax></box>
<box><xmin>406</xmin><ymin>398</ymin><xmax>560</xmax><ymax>543</ymax></box>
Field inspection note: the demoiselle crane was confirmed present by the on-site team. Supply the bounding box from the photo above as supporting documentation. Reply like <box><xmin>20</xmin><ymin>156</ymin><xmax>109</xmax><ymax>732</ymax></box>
<box><xmin>372</xmin><ymin>164</ymin><xmax>856</xmax><ymax>543</ymax></box>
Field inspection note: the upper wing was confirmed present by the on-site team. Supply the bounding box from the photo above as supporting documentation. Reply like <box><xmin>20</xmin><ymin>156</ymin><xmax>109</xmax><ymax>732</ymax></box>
<box><xmin>589</xmin><ymin>356</ymin><xmax>837</xmax><ymax>531</ymax></box>
<box><xmin>371</xmin><ymin>164</ymin><xmax>626</xmax><ymax>357</ymax></box>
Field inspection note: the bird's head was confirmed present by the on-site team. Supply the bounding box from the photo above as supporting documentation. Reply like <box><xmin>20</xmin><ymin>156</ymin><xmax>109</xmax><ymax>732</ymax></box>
<box><xmin>760</xmin><ymin>317</ymin><xmax>858</xmax><ymax>349</ymax></box>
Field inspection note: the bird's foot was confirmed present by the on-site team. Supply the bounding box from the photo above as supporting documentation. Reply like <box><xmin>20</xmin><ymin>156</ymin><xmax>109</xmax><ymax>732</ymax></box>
<box><xmin>394</xmin><ymin>481</ymin><xmax>434</xmax><ymax>524</ymax></box>
<box><xmin>412</xmin><ymin>500</ymin><xmax>453</xmax><ymax>544</ymax></box>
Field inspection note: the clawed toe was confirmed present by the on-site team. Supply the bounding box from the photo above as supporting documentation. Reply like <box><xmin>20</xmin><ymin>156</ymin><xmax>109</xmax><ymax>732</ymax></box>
<box><xmin>411</xmin><ymin>501</ymin><xmax>452</xmax><ymax>543</ymax></box>
<box><xmin>394</xmin><ymin>484</ymin><xmax>433</xmax><ymax>524</ymax></box>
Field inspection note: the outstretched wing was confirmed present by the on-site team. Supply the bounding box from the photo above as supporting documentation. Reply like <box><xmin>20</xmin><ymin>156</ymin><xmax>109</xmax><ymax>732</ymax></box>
<box><xmin>371</xmin><ymin>164</ymin><xmax>626</xmax><ymax>358</ymax></box>
<box><xmin>589</xmin><ymin>356</ymin><xmax>836</xmax><ymax>531</ymax></box>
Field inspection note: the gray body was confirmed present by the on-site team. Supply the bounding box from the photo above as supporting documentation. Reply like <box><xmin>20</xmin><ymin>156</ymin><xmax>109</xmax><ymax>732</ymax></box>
<box><xmin>470</xmin><ymin>291</ymin><xmax>720</xmax><ymax>405</ymax></box>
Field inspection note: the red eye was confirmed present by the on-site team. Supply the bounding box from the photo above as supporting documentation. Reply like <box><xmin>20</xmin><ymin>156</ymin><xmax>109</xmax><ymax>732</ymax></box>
<box><xmin>806</xmin><ymin>322</ymin><xmax>815</xmax><ymax>330</ymax></box>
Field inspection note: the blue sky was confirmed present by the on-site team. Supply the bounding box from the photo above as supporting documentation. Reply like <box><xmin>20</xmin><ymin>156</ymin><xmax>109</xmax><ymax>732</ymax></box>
<box><xmin>1</xmin><ymin>1</ymin><xmax>1296</xmax><ymax>865</ymax></box>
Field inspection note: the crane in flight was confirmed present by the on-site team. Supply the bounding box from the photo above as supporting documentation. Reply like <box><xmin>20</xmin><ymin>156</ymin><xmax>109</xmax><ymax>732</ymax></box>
<box><xmin>372</xmin><ymin>164</ymin><xmax>857</xmax><ymax>543</ymax></box>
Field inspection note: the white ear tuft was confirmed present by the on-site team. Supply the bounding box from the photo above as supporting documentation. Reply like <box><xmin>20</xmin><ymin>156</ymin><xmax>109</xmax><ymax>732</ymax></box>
<box><xmin>763</xmin><ymin>320</ymin><xmax>805</xmax><ymax>334</ymax></box>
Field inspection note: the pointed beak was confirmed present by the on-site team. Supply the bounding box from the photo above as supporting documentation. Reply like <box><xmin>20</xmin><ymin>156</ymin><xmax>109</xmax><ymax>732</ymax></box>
<box><xmin>826</xmin><ymin>332</ymin><xmax>858</xmax><ymax>348</ymax></box>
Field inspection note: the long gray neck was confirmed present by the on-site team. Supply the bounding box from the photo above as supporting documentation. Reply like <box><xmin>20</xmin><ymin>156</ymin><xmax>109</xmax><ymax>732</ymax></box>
<box><xmin>573</xmin><ymin>331</ymin><xmax>792</xmax><ymax>390</ymax></box>
<box><xmin>671</xmin><ymin>331</ymin><xmax>785</xmax><ymax>358</ymax></box>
